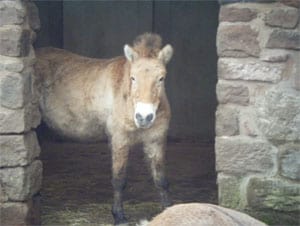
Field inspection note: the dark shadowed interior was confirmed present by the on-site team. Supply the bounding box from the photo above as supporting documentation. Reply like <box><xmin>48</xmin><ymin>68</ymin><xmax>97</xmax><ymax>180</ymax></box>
<box><xmin>34</xmin><ymin>1</ymin><xmax>219</xmax><ymax>224</ymax></box>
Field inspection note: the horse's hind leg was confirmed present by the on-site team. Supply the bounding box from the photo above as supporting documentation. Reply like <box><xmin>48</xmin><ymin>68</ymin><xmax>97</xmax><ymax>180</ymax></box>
<box><xmin>144</xmin><ymin>141</ymin><xmax>172</xmax><ymax>208</ymax></box>
<box><xmin>111</xmin><ymin>138</ymin><xmax>130</xmax><ymax>225</ymax></box>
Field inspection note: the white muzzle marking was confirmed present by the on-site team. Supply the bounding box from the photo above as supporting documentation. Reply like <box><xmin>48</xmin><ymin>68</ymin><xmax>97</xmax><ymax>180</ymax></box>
<box><xmin>134</xmin><ymin>102</ymin><xmax>156</xmax><ymax>128</ymax></box>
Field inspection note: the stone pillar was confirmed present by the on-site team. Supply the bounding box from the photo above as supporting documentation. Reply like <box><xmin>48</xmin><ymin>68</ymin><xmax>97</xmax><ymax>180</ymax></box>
<box><xmin>0</xmin><ymin>1</ymin><xmax>42</xmax><ymax>225</ymax></box>
<box><xmin>216</xmin><ymin>1</ymin><xmax>300</xmax><ymax>225</ymax></box>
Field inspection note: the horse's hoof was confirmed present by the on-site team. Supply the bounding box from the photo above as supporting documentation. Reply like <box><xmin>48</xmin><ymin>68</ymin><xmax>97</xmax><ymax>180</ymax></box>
<box><xmin>113</xmin><ymin>212</ymin><xmax>128</xmax><ymax>226</ymax></box>
<box><xmin>160</xmin><ymin>193</ymin><xmax>173</xmax><ymax>208</ymax></box>
<box><xmin>112</xmin><ymin>207</ymin><xmax>128</xmax><ymax>225</ymax></box>
<box><xmin>115</xmin><ymin>223</ymin><xmax>129</xmax><ymax>226</ymax></box>
<box><xmin>114</xmin><ymin>217</ymin><xmax>128</xmax><ymax>226</ymax></box>
<box><xmin>162</xmin><ymin>200</ymin><xmax>173</xmax><ymax>209</ymax></box>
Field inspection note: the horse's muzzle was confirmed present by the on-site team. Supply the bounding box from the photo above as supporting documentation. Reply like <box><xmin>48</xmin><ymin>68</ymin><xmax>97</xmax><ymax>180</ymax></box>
<box><xmin>134</xmin><ymin>102</ymin><xmax>156</xmax><ymax>128</ymax></box>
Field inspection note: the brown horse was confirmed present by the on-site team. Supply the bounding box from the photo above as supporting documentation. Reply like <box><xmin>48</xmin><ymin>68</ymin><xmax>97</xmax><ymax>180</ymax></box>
<box><xmin>35</xmin><ymin>33</ymin><xmax>173</xmax><ymax>225</ymax></box>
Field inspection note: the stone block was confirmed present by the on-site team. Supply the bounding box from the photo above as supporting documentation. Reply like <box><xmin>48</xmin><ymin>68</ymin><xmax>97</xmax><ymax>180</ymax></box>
<box><xmin>218</xmin><ymin>58</ymin><xmax>284</xmax><ymax>83</ymax></box>
<box><xmin>26</xmin><ymin>2</ymin><xmax>40</xmax><ymax>31</ymax></box>
<box><xmin>255</xmin><ymin>85</ymin><xmax>300</xmax><ymax>141</ymax></box>
<box><xmin>30</xmin><ymin>194</ymin><xmax>41</xmax><ymax>225</ymax></box>
<box><xmin>217</xmin><ymin>174</ymin><xmax>243</xmax><ymax>209</ymax></box>
<box><xmin>0</xmin><ymin>160</ymin><xmax>42</xmax><ymax>201</ymax></box>
<box><xmin>266</xmin><ymin>29</ymin><xmax>300</xmax><ymax>50</ymax></box>
<box><xmin>0</xmin><ymin>47</ymin><xmax>35</xmax><ymax>73</ymax></box>
<box><xmin>295</xmin><ymin>74</ymin><xmax>300</xmax><ymax>91</ymax></box>
<box><xmin>215</xmin><ymin>136</ymin><xmax>276</xmax><ymax>176</ymax></box>
<box><xmin>217</xmin><ymin>24</ymin><xmax>260</xmax><ymax>57</ymax></box>
<box><xmin>265</xmin><ymin>7</ymin><xmax>299</xmax><ymax>29</ymax></box>
<box><xmin>0</xmin><ymin>183</ymin><xmax>8</xmax><ymax>203</ymax></box>
<box><xmin>280</xmin><ymin>144</ymin><xmax>300</xmax><ymax>180</ymax></box>
<box><xmin>0</xmin><ymin>107</ymin><xmax>27</xmax><ymax>133</ymax></box>
<box><xmin>0</xmin><ymin>132</ymin><xmax>40</xmax><ymax>167</ymax></box>
<box><xmin>260</xmin><ymin>49</ymin><xmax>289</xmax><ymax>62</ymax></box>
<box><xmin>0</xmin><ymin>46</ymin><xmax>36</xmax><ymax>72</ymax></box>
<box><xmin>218</xmin><ymin>0</ymin><xmax>241</xmax><ymax>5</ymax></box>
<box><xmin>279</xmin><ymin>0</ymin><xmax>300</xmax><ymax>8</ymax></box>
<box><xmin>0</xmin><ymin>199</ymin><xmax>40</xmax><ymax>226</ymax></box>
<box><xmin>219</xmin><ymin>6</ymin><xmax>257</xmax><ymax>22</ymax></box>
<box><xmin>239</xmin><ymin>108</ymin><xmax>260</xmax><ymax>137</ymax></box>
<box><xmin>287</xmin><ymin>52</ymin><xmax>300</xmax><ymax>91</ymax></box>
<box><xmin>0</xmin><ymin>103</ymin><xmax>40</xmax><ymax>133</ymax></box>
<box><xmin>215</xmin><ymin>105</ymin><xmax>239</xmax><ymax>136</ymax></box>
<box><xmin>0</xmin><ymin>202</ymin><xmax>29</xmax><ymax>225</ymax></box>
<box><xmin>0</xmin><ymin>71</ymin><xmax>31</xmax><ymax>109</ymax></box>
<box><xmin>0</xmin><ymin>25</ymin><xmax>30</xmax><ymax>57</ymax></box>
<box><xmin>216</xmin><ymin>80</ymin><xmax>249</xmax><ymax>105</ymax></box>
<box><xmin>2</xmin><ymin>110</ymin><xmax>22</xmax><ymax>133</ymax></box>
<box><xmin>279</xmin><ymin>51</ymin><xmax>300</xmax><ymax>91</ymax></box>
<box><xmin>0</xmin><ymin>55</ymin><xmax>24</xmax><ymax>72</ymax></box>
<box><xmin>0</xmin><ymin>1</ymin><xmax>25</xmax><ymax>26</ymax></box>
<box><xmin>247</xmin><ymin>177</ymin><xmax>300</xmax><ymax>212</ymax></box>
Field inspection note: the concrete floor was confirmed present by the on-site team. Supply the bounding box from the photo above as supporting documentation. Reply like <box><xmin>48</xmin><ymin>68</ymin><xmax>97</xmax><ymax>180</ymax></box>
<box><xmin>39</xmin><ymin>139</ymin><xmax>217</xmax><ymax>225</ymax></box>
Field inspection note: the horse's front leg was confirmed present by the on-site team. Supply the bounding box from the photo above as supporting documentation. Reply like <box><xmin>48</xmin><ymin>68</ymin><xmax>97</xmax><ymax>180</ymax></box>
<box><xmin>144</xmin><ymin>140</ymin><xmax>172</xmax><ymax>208</ymax></box>
<box><xmin>111</xmin><ymin>138</ymin><xmax>130</xmax><ymax>225</ymax></box>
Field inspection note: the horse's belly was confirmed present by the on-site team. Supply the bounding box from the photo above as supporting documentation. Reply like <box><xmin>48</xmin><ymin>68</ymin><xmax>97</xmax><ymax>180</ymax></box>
<box><xmin>43</xmin><ymin>110</ymin><xmax>108</xmax><ymax>142</ymax></box>
<box><xmin>40</xmin><ymin>91</ymin><xmax>109</xmax><ymax>142</ymax></box>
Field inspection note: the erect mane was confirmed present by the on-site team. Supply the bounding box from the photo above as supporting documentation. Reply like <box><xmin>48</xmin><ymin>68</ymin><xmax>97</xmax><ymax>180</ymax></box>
<box><xmin>133</xmin><ymin>33</ymin><xmax>162</xmax><ymax>58</ymax></box>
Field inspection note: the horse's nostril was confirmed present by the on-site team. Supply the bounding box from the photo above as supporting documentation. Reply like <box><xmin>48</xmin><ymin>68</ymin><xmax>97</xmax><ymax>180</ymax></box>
<box><xmin>146</xmin><ymin>113</ymin><xmax>154</xmax><ymax>122</ymax></box>
<box><xmin>135</xmin><ymin>113</ymin><xmax>143</xmax><ymax>121</ymax></box>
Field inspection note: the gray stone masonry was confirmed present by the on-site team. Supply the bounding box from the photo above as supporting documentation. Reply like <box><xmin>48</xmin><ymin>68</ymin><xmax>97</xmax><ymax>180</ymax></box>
<box><xmin>0</xmin><ymin>25</ymin><xmax>31</xmax><ymax>57</ymax></box>
<box><xmin>216</xmin><ymin>2</ymin><xmax>300</xmax><ymax>225</ymax></box>
<box><xmin>0</xmin><ymin>0</ymin><xmax>299</xmax><ymax>225</ymax></box>
<box><xmin>0</xmin><ymin>132</ymin><xmax>40</xmax><ymax>167</ymax></box>
<box><xmin>247</xmin><ymin>177</ymin><xmax>300</xmax><ymax>212</ymax></box>
<box><xmin>0</xmin><ymin>1</ymin><xmax>25</xmax><ymax>26</ymax></box>
<box><xmin>0</xmin><ymin>160</ymin><xmax>42</xmax><ymax>201</ymax></box>
<box><xmin>219</xmin><ymin>5</ymin><xmax>257</xmax><ymax>22</ymax></box>
<box><xmin>218</xmin><ymin>58</ymin><xmax>285</xmax><ymax>83</ymax></box>
<box><xmin>266</xmin><ymin>29</ymin><xmax>300</xmax><ymax>49</ymax></box>
<box><xmin>217</xmin><ymin>24</ymin><xmax>261</xmax><ymax>57</ymax></box>
<box><xmin>279</xmin><ymin>143</ymin><xmax>300</xmax><ymax>180</ymax></box>
<box><xmin>216</xmin><ymin>80</ymin><xmax>250</xmax><ymax>105</ymax></box>
<box><xmin>265</xmin><ymin>7</ymin><xmax>299</xmax><ymax>29</ymax></box>
<box><xmin>216</xmin><ymin>136</ymin><xmax>276</xmax><ymax>176</ymax></box>
<box><xmin>215</xmin><ymin>105</ymin><xmax>239</xmax><ymax>136</ymax></box>
<box><xmin>0</xmin><ymin>1</ymin><xmax>41</xmax><ymax>225</ymax></box>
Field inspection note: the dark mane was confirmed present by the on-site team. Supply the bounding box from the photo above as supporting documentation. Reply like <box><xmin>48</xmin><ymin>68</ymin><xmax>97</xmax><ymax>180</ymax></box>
<box><xmin>133</xmin><ymin>33</ymin><xmax>162</xmax><ymax>58</ymax></box>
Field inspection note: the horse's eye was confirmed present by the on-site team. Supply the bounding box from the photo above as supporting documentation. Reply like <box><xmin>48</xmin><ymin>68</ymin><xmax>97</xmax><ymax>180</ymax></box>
<box><xmin>131</xmin><ymin>77</ymin><xmax>136</xmax><ymax>82</ymax></box>
<box><xmin>159</xmin><ymin>77</ymin><xmax>164</xmax><ymax>82</ymax></box>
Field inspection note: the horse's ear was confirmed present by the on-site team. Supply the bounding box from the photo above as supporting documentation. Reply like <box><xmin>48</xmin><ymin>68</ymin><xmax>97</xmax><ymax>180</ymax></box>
<box><xmin>158</xmin><ymin>44</ymin><xmax>173</xmax><ymax>65</ymax></box>
<box><xmin>124</xmin><ymin>44</ymin><xmax>139</xmax><ymax>62</ymax></box>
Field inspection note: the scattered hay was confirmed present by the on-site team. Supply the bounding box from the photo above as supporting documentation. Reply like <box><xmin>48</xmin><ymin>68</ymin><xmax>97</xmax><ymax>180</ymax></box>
<box><xmin>40</xmin><ymin>140</ymin><xmax>217</xmax><ymax>225</ymax></box>
<box><xmin>42</xmin><ymin>201</ymin><xmax>161</xmax><ymax>226</ymax></box>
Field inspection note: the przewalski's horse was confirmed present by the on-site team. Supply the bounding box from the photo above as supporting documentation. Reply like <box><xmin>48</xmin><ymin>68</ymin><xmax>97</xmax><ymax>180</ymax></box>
<box><xmin>35</xmin><ymin>33</ymin><xmax>173</xmax><ymax>225</ymax></box>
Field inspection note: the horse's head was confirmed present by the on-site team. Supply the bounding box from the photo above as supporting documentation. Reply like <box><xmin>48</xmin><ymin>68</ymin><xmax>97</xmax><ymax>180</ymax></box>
<box><xmin>124</xmin><ymin>35</ymin><xmax>173</xmax><ymax>129</ymax></box>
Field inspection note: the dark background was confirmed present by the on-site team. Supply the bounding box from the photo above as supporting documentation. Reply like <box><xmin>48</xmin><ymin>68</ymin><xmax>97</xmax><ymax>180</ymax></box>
<box><xmin>34</xmin><ymin>1</ymin><xmax>219</xmax><ymax>143</ymax></box>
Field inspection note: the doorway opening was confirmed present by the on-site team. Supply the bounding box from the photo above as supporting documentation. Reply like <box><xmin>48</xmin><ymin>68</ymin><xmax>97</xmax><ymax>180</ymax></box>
<box><xmin>34</xmin><ymin>1</ymin><xmax>219</xmax><ymax>224</ymax></box>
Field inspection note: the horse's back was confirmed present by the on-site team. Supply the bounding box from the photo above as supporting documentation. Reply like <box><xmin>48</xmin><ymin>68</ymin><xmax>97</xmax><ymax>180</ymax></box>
<box><xmin>35</xmin><ymin>47</ymin><xmax>121</xmax><ymax>141</ymax></box>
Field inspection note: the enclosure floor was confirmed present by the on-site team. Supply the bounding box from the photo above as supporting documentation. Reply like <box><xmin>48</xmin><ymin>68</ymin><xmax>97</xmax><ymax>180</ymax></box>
<box><xmin>40</xmin><ymin>140</ymin><xmax>217</xmax><ymax>225</ymax></box>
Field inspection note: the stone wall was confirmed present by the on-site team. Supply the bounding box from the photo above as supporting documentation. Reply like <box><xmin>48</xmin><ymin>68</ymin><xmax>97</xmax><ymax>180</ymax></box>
<box><xmin>1</xmin><ymin>1</ymin><xmax>299</xmax><ymax>225</ymax></box>
<box><xmin>216</xmin><ymin>1</ymin><xmax>300</xmax><ymax>225</ymax></box>
<box><xmin>0</xmin><ymin>1</ymin><xmax>42</xmax><ymax>225</ymax></box>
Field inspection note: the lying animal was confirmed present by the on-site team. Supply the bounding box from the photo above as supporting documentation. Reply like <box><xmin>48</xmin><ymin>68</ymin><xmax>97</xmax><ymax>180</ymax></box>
<box><xmin>138</xmin><ymin>203</ymin><xmax>267</xmax><ymax>226</ymax></box>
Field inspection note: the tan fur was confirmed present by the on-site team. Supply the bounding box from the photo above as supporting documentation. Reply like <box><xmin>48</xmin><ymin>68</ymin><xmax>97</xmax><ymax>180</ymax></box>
<box><xmin>138</xmin><ymin>203</ymin><xmax>267</xmax><ymax>226</ymax></box>
<box><xmin>35</xmin><ymin>33</ymin><xmax>173</xmax><ymax>224</ymax></box>
<box><xmin>35</xmin><ymin>44</ymin><xmax>170</xmax><ymax>142</ymax></box>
